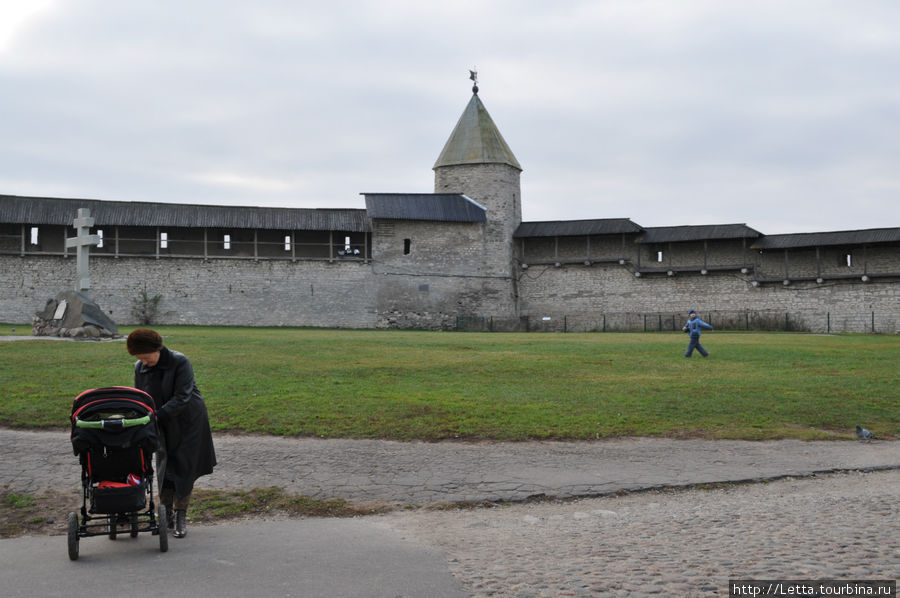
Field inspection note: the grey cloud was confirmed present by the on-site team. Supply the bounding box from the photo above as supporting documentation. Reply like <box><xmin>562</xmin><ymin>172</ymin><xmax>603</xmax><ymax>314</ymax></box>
<box><xmin>0</xmin><ymin>1</ymin><xmax>897</xmax><ymax>234</ymax></box>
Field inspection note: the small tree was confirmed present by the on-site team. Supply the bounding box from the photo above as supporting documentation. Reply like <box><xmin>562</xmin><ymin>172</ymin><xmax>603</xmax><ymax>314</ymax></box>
<box><xmin>131</xmin><ymin>286</ymin><xmax>162</xmax><ymax>325</ymax></box>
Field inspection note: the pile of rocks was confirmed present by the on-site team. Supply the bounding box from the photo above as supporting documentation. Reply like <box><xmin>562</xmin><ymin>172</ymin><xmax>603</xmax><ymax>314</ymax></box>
<box><xmin>32</xmin><ymin>291</ymin><xmax>119</xmax><ymax>339</ymax></box>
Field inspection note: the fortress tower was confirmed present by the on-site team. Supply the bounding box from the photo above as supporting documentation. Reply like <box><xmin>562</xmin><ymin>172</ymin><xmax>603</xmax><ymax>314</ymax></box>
<box><xmin>434</xmin><ymin>83</ymin><xmax>522</xmax><ymax>250</ymax></box>
<box><xmin>432</xmin><ymin>82</ymin><xmax>522</xmax><ymax>316</ymax></box>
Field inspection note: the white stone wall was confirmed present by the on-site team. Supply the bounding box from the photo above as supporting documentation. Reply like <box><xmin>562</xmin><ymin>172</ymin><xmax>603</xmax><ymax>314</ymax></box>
<box><xmin>1</xmin><ymin>242</ymin><xmax>896</xmax><ymax>332</ymax></box>
<box><xmin>370</xmin><ymin>219</ymin><xmax>516</xmax><ymax>329</ymax></box>
<box><xmin>517</xmin><ymin>261</ymin><xmax>899</xmax><ymax>332</ymax></box>
<box><xmin>432</xmin><ymin>162</ymin><xmax>521</xmax><ymax>320</ymax></box>
<box><xmin>0</xmin><ymin>255</ymin><xmax>376</xmax><ymax>328</ymax></box>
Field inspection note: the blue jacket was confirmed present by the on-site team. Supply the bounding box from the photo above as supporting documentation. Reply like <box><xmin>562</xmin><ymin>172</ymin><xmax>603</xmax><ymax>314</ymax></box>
<box><xmin>684</xmin><ymin>317</ymin><xmax>713</xmax><ymax>337</ymax></box>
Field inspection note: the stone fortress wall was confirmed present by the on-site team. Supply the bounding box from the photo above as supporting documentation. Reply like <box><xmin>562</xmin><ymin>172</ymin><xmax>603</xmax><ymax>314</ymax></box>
<box><xmin>2</xmin><ymin>223</ymin><xmax>897</xmax><ymax>333</ymax></box>
<box><xmin>0</xmin><ymin>252</ymin><xmax>376</xmax><ymax>329</ymax></box>
<box><xmin>516</xmin><ymin>233</ymin><xmax>898</xmax><ymax>333</ymax></box>
<box><xmin>1</xmin><ymin>84</ymin><xmax>897</xmax><ymax>333</ymax></box>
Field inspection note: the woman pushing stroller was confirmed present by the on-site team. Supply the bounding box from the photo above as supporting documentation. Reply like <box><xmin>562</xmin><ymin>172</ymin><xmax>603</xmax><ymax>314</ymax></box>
<box><xmin>127</xmin><ymin>329</ymin><xmax>216</xmax><ymax>538</ymax></box>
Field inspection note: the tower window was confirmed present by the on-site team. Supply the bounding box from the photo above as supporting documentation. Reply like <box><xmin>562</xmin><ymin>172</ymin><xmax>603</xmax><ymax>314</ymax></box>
<box><xmin>403</xmin><ymin>239</ymin><xmax>411</xmax><ymax>255</ymax></box>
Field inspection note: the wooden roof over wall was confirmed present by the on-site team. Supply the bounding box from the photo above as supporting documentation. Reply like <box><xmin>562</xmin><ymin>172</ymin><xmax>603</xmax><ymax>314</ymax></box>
<box><xmin>4</xmin><ymin>195</ymin><xmax>897</xmax><ymax>248</ymax></box>
<box><xmin>0</xmin><ymin>195</ymin><xmax>370</xmax><ymax>232</ymax></box>
<box><xmin>514</xmin><ymin>219</ymin><xmax>641</xmax><ymax>238</ymax></box>
<box><xmin>752</xmin><ymin>228</ymin><xmax>900</xmax><ymax>249</ymax></box>
<box><xmin>363</xmin><ymin>193</ymin><xmax>486</xmax><ymax>222</ymax></box>
<box><xmin>638</xmin><ymin>224</ymin><xmax>761</xmax><ymax>244</ymax></box>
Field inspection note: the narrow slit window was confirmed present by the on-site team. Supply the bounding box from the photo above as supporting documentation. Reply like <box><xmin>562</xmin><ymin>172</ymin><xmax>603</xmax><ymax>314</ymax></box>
<box><xmin>160</xmin><ymin>232</ymin><xmax>168</xmax><ymax>249</ymax></box>
<box><xmin>223</xmin><ymin>234</ymin><xmax>231</xmax><ymax>250</ymax></box>
<box><xmin>656</xmin><ymin>250</ymin><xmax>664</xmax><ymax>263</ymax></box>
<box><xmin>403</xmin><ymin>239</ymin><xmax>411</xmax><ymax>255</ymax></box>
<box><xmin>284</xmin><ymin>235</ymin><xmax>291</xmax><ymax>251</ymax></box>
<box><xmin>344</xmin><ymin>236</ymin><xmax>351</xmax><ymax>252</ymax></box>
<box><xmin>844</xmin><ymin>253</ymin><xmax>852</xmax><ymax>267</ymax></box>
<box><xmin>97</xmin><ymin>230</ymin><xmax>104</xmax><ymax>248</ymax></box>
<box><xmin>30</xmin><ymin>227</ymin><xmax>39</xmax><ymax>245</ymax></box>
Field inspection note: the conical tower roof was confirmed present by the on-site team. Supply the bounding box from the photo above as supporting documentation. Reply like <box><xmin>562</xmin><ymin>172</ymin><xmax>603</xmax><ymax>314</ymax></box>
<box><xmin>433</xmin><ymin>92</ymin><xmax>522</xmax><ymax>171</ymax></box>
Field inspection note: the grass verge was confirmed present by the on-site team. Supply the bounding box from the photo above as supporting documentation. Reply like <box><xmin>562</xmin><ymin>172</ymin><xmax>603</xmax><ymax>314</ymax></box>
<box><xmin>0</xmin><ymin>326</ymin><xmax>897</xmax><ymax>440</ymax></box>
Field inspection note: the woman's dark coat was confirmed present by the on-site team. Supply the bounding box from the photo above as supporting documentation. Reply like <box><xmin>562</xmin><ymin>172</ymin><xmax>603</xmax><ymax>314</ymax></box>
<box><xmin>134</xmin><ymin>346</ymin><xmax>216</xmax><ymax>498</ymax></box>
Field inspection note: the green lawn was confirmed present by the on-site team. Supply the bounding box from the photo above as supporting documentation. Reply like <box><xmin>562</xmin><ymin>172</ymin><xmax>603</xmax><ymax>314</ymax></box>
<box><xmin>0</xmin><ymin>325</ymin><xmax>897</xmax><ymax>440</ymax></box>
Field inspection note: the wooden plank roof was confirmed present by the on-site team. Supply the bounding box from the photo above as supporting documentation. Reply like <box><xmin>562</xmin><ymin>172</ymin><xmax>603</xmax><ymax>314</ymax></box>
<box><xmin>0</xmin><ymin>195</ymin><xmax>370</xmax><ymax>231</ymax></box>
<box><xmin>751</xmin><ymin>228</ymin><xmax>900</xmax><ymax>249</ymax></box>
<box><xmin>433</xmin><ymin>93</ymin><xmax>522</xmax><ymax>171</ymax></box>
<box><xmin>363</xmin><ymin>193</ymin><xmax>486</xmax><ymax>222</ymax></box>
<box><xmin>514</xmin><ymin>219</ymin><xmax>642</xmax><ymax>238</ymax></box>
<box><xmin>638</xmin><ymin>224</ymin><xmax>761</xmax><ymax>244</ymax></box>
<box><xmin>5</xmin><ymin>195</ymin><xmax>896</xmax><ymax>248</ymax></box>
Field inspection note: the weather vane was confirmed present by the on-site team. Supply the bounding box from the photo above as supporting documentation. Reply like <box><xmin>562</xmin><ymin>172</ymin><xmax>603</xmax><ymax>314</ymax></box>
<box><xmin>469</xmin><ymin>67</ymin><xmax>478</xmax><ymax>94</ymax></box>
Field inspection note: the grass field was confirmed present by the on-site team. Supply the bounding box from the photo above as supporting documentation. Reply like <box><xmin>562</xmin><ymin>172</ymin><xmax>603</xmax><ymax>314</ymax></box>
<box><xmin>0</xmin><ymin>325</ymin><xmax>897</xmax><ymax>440</ymax></box>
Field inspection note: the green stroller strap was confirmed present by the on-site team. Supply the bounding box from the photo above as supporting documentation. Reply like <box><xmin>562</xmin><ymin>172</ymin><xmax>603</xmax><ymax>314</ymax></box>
<box><xmin>75</xmin><ymin>415</ymin><xmax>151</xmax><ymax>429</ymax></box>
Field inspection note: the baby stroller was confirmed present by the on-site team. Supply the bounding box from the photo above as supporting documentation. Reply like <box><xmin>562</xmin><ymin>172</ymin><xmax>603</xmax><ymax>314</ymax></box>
<box><xmin>67</xmin><ymin>386</ymin><xmax>167</xmax><ymax>560</ymax></box>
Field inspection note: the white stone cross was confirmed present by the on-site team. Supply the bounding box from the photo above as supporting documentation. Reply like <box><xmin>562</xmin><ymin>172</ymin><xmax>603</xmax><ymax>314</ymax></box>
<box><xmin>65</xmin><ymin>208</ymin><xmax>101</xmax><ymax>291</ymax></box>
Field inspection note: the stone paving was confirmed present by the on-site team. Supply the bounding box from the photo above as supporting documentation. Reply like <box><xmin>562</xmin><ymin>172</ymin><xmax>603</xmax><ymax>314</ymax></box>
<box><xmin>380</xmin><ymin>470</ymin><xmax>899</xmax><ymax>597</ymax></box>
<box><xmin>2</xmin><ymin>428</ymin><xmax>897</xmax><ymax>597</ymax></box>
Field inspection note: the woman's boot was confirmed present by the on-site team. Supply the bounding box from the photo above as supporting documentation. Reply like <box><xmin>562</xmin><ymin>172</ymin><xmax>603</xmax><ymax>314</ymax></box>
<box><xmin>174</xmin><ymin>510</ymin><xmax>187</xmax><ymax>538</ymax></box>
<box><xmin>160</xmin><ymin>487</ymin><xmax>176</xmax><ymax>530</ymax></box>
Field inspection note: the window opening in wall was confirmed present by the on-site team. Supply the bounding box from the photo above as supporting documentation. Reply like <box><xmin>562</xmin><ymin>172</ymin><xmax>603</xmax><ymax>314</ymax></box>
<box><xmin>344</xmin><ymin>236</ymin><xmax>351</xmax><ymax>251</ymax></box>
<box><xmin>403</xmin><ymin>238</ymin><xmax>411</xmax><ymax>255</ymax></box>
<box><xmin>97</xmin><ymin>230</ymin><xmax>104</xmax><ymax>248</ymax></box>
<box><xmin>656</xmin><ymin>250</ymin><xmax>664</xmax><ymax>263</ymax></box>
<box><xmin>160</xmin><ymin>232</ymin><xmax>168</xmax><ymax>249</ymax></box>
<box><xmin>223</xmin><ymin>234</ymin><xmax>231</xmax><ymax>250</ymax></box>
<box><xmin>845</xmin><ymin>253</ymin><xmax>852</xmax><ymax>267</ymax></box>
<box><xmin>30</xmin><ymin>227</ymin><xmax>38</xmax><ymax>245</ymax></box>
<box><xmin>284</xmin><ymin>235</ymin><xmax>291</xmax><ymax>251</ymax></box>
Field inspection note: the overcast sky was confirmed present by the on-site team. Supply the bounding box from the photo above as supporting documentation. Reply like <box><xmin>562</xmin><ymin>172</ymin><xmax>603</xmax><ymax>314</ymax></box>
<box><xmin>1</xmin><ymin>1</ymin><xmax>898</xmax><ymax>234</ymax></box>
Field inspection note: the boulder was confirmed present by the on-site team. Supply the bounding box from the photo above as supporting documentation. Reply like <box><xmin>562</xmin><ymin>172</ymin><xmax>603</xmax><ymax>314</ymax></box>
<box><xmin>33</xmin><ymin>291</ymin><xmax>119</xmax><ymax>339</ymax></box>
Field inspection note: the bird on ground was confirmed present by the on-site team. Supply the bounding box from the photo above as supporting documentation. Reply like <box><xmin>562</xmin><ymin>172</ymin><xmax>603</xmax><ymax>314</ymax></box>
<box><xmin>856</xmin><ymin>425</ymin><xmax>877</xmax><ymax>440</ymax></box>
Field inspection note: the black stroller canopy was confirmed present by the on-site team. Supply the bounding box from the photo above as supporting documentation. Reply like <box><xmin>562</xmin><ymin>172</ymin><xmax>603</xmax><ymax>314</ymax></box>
<box><xmin>71</xmin><ymin>387</ymin><xmax>159</xmax><ymax>455</ymax></box>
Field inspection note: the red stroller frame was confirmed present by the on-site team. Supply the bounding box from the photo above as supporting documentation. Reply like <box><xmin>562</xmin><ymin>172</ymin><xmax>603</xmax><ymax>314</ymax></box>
<box><xmin>67</xmin><ymin>386</ymin><xmax>168</xmax><ymax>560</ymax></box>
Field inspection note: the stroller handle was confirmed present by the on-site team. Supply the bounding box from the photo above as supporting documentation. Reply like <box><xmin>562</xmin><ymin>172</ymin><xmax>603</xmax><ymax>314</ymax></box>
<box><xmin>74</xmin><ymin>415</ymin><xmax>151</xmax><ymax>430</ymax></box>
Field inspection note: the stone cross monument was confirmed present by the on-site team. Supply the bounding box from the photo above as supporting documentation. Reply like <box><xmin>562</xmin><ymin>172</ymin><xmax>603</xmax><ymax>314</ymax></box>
<box><xmin>64</xmin><ymin>208</ymin><xmax>101</xmax><ymax>291</ymax></box>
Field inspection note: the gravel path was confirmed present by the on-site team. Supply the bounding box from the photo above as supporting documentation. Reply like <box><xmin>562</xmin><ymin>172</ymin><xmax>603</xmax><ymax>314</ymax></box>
<box><xmin>3</xmin><ymin>429</ymin><xmax>897</xmax><ymax>506</ymax></box>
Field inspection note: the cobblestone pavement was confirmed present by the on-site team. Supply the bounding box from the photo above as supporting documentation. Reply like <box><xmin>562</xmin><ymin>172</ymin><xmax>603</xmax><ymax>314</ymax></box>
<box><xmin>379</xmin><ymin>470</ymin><xmax>899</xmax><ymax>597</ymax></box>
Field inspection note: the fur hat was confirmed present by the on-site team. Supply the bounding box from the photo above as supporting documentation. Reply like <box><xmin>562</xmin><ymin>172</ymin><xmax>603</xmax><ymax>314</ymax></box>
<box><xmin>127</xmin><ymin>328</ymin><xmax>163</xmax><ymax>355</ymax></box>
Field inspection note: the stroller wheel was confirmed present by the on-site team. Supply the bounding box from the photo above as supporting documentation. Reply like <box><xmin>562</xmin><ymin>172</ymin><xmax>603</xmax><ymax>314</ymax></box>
<box><xmin>67</xmin><ymin>512</ymin><xmax>80</xmax><ymax>561</ymax></box>
<box><xmin>130</xmin><ymin>513</ymin><xmax>139</xmax><ymax>538</ymax></box>
<box><xmin>107</xmin><ymin>515</ymin><xmax>117</xmax><ymax>540</ymax></box>
<box><xmin>158</xmin><ymin>504</ymin><xmax>169</xmax><ymax>553</ymax></box>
